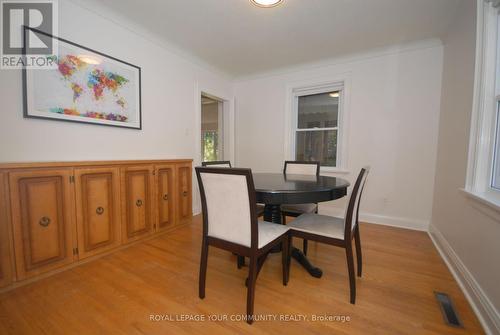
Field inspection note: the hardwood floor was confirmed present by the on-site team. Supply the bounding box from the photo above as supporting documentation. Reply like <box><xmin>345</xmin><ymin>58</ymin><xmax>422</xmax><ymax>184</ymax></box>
<box><xmin>0</xmin><ymin>215</ymin><xmax>484</xmax><ymax>334</ymax></box>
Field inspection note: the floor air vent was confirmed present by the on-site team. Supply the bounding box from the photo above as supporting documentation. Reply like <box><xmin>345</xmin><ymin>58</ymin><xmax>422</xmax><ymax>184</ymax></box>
<box><xmin>435</xmin><ymin>291</ymin><xmax>463</xmax><ymax>328</ymax></box>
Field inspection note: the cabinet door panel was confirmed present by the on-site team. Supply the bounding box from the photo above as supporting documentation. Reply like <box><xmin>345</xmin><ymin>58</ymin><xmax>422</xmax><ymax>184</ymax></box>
<box><xmin>156</xmin><ymin>165</ymin><xmax>175</xmax><ymax>231</ymax></box>
<box><xmin>9</xmin><ymin>169</ymin><xmax>75</xmax><ymax>280</ymax></box>
<box><xmin>176</xmin><ymin>164</ymin><xmax>192</xmax><ymax>225</ymax></box>
<box><xmin>122</xmin><ymin>166</ymin><xmax>154</xmax><ymax>243</ymax></box>
<box><xmin>75</xmin><ymin>167</ymin><xmax>121</xmax><ymax>259</ymax></box>
<box><xmin>0</xmin><ymin>173</ymin><xmax>13</xmax><ymax>288</ymax></box>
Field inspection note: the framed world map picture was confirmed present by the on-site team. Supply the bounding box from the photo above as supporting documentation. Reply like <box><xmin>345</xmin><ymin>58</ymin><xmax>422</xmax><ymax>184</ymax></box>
<box><xmin>23</xmin><ymin>27</ymin><xmax>142</xmax><ymax>129</ymax></box>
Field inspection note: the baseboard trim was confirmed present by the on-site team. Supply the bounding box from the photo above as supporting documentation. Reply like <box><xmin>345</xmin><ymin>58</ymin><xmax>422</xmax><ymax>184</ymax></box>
<box><xmin>428</xmin><ymin>224</ymin><xmax>500</xmax><ymax>335</ymax></box>
<box><xmin>318</xmin><ymin>206</ymin><xmax>429</xmax><ymax>231</ymax></box>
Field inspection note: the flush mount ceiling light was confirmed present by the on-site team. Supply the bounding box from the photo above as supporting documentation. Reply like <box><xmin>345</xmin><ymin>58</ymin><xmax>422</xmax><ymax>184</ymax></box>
<box><xmin>250</xmin><ymin>0</ymin><xmax>284</xmax><ymax>8</ymax></box>
<box><xmin>329</xmin><ymin>92</ymin><xmax>340</xmax><ymax>98</ymax></box>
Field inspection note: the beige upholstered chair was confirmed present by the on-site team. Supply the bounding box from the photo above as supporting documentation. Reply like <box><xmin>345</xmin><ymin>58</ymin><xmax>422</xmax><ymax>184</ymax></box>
<box><xmin>283</xmin><ymin>161</ymin><xmax>320</xmax><ymax>175</ymax></box>
<box><xmin>281</xmin><ymin>161</ymin><xmax>320</xmax><ymax>255</ymax></box>
<box><xmin>287</xmin><ymin>167</ymin><xmax>370</xmax><ymax>304</ymax></box>
<box><xmin>201</xmin><ymin>161</ymin><xmax>264</xmax><ymax>217</ymax></box>
<box><xmin>201</xmin><ymin>161</ymin><xmax>232</xmax><ymax>168</ymax></box>
<box><xmin>196</xmin><ymin>167</ymin><xmax>290</xmax><ymax>324</ymax></box>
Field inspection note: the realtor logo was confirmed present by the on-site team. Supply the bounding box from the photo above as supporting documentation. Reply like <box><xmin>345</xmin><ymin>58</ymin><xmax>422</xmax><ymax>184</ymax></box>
<box><xmin>1</xmin><ymin>0</ymin><xmax>58</xmax><ymax>69</ymax></box>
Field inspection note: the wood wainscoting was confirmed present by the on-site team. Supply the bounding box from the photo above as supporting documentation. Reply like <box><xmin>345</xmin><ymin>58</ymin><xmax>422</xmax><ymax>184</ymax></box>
<box><xmin>0</xmin><ymin>159</ymin><xmax>192</xmax><ymax>290</ymax></box>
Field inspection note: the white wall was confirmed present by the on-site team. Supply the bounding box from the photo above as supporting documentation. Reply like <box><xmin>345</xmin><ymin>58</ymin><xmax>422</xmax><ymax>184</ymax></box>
<box><xmin>430</xmin><ymin>0</ymin><xmax>500</xmax><ymax>333</ymax></box>
<box><xmin>234</xmin><ymin>42</ymin><xmax>444</xmax><ymax>231</ymax></box>
<box><xmin>0</xmin><ymin>0</ymin><xmax>234</xmax><ymax>214</ymax></box>
<box><xmin>1</xmin><ymin>3</ymin><xmax>496</xmax><ymax>329</ymax></box>
<box><xmin>0</xmin><ymin>0</ymin><xmax>232</xmax><ymax>164</ymax></box>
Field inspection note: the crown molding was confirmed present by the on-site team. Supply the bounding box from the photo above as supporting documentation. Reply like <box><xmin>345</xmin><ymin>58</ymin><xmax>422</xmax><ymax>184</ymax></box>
<box><xmin>66</xmin><ymin>0</ymin><xmax>233</xmax><ymax>80</ymax></box>
<box><xmin>233</xmin><ymin>38</ymin><xmax>443</xmax><ymax>83</ymax></box>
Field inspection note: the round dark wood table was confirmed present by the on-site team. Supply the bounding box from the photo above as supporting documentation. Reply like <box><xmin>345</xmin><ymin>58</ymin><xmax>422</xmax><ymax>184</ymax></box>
<box><xmin>253</xmin><ymin>173</ymin><xmax>350</xmax><ymax>278</ymax></box>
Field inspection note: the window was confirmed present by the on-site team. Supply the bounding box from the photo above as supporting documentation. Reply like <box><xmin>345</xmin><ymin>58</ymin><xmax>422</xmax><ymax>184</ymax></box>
<box><xmin>202</xmin><ymin>131</ymin><xmax>219</xmax><ymax>162</ymax></box>
<box><xmin>295</xmin><ymin>91</ymin><xmax>340</xmax><ymax>167</ymax></box>
<box><xmin>466</xmin><ymin>0</ymin><xmax>500</xmax><ymax>205</ymax></box>
<box><xmin>201</xmin><ymin>95</ymin><xmax>223</xmax><ymax>162</ymax></box>
<box><xmin>285</xmin><ymin>78</ymin><xmax>349</xmax><ymax>172</ymax></box>
<box><xmin>492</xmin><ymin>101</ymin><xmax>500</xmax><ymax>190</ymax></box>
<box><xmin>491</xmin><ymin>14</ymin><xmax>500</xmax><ymax>190</ymax></box>
<box><xmin>291</xmin><ymin>83</ymin><xmax>344</xmax><ymax>169</ymax></box>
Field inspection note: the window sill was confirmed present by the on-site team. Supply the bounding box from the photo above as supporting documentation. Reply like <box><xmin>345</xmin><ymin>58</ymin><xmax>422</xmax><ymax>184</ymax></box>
<box><xmin>460</xmin><ymin>188</ymin><xmax>500</xmax><ymax>217</ymax></box>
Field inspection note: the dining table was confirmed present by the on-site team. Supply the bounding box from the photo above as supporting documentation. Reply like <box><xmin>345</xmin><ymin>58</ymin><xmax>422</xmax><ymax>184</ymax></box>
<box><xmin>252</xmin><ymin>172</ymin><xmax>350</xmax><ymax>278</ymax></box>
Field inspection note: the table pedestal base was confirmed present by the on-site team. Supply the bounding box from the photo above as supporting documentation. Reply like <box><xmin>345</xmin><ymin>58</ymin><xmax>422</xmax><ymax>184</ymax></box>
<box><xmin>263</xmin><ymin>204</ymin><xmax>323</xmax><ymax>278</ymax></box>
<box><xmin>240</xmin><ymin>247</ymin><xmax>322</xmax><ymax>280</ymax></box>
<box><xmin>291</xmin><ymin>247</ymin><xmax>322</xmax><ymax>278</ymax></box>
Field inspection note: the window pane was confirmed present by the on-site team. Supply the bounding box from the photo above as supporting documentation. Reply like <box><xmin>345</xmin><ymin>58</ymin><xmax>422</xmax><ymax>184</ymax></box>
<box><xmin>201</xmin><ymin>95</ymin><xmax>223</xmax><ymax>162</ymax></box>
<box><xmin>203</xmin><ymin>131</ymin><xmax>219</xmax><ymax>162</ymax></box>
<box><xmin>492</xmin><ymin>103</ymin><xmax>500</xmax><ymax>190</ymax></box>
<box><xmin>296</xmin><ymin>130</ymin><xmax>337</xmax><ymax>167</ymax></box>
<box><xmin>297</xmin><ymin>92</ymin><xmax>339</xmax><ymax>129</ymax></box>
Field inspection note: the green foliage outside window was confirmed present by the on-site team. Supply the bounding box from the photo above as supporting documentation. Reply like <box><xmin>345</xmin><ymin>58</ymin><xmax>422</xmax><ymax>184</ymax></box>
<box><xmin>203</xmin><ymin>131</ymin><xmax>219</xmax><ymax>162</ymax></box>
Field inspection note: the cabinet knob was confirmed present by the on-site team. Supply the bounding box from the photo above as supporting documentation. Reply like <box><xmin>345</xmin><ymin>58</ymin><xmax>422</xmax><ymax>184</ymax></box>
<box><xmin>163</xmin><ymin>194</ymin><xmax>168</xmax><ymax>201</ymax></box>
<box><xmin>136</xmin><ymin>199</ymin><xmax>143</xmax><ymax>207</ymax></box>
<box><xmin>96</xmin><ymin>207</ymin><xmax>104</xmax><ymax>215</ymax></box>
<box><xmin>39</xmin><ymin>216</ymin><xmax>51</xmax><ymax>227</ymax></box>
<box><xmin>182</xmin><ymin>191</ymin><xmax>188</xmax><ymax>197</ymax></box>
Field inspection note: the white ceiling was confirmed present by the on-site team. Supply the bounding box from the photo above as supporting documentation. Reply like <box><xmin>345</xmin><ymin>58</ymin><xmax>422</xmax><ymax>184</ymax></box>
<box><xmin>93</xmin><ymin>0</ymin><xmax>460</xmax><ymax>77</ymax></box>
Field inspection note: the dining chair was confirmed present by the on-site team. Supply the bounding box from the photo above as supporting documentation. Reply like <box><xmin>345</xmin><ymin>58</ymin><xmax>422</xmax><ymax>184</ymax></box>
<box><xmin>201</xmin><ymin>161</ymin><xmax>265</xmax><ymax>217</ymax></box>
<box><xmin>286</xmin><ymin>167</ymin><xmax>369</xmax><ymax>304</ymax></box>
<box><xmin>281</xmin><ymin>160</ymin><xmax>320</xmax><ymax>255</ymax></box>
<box><xmin>201</xmin><ymin>161</ymin><xmax>264</xmax><ymax>269</ymax></box>
<box><xmin>195</xmin><ymin>167</ymin><xmax>290</xmax><ymax>324</ymax></box>
<box><xmin>201</xmin><ymin>161</ymin><xmax>232</xmax><ymax>167</ymax></box>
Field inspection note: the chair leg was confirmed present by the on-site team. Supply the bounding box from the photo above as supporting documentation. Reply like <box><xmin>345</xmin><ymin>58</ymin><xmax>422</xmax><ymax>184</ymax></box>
<box><xmin>237</xmin><ymin>255</ymin><xmax>245</xmax><ymax>269</ymax></box>
<box><xmin>345</xmin><ymin>243</ymin><xmax>356</xmax><ymax>304</ymax></box>
<box><xmin>288</xmin><ymin>236</ymin><xmax>293</xmax><ymax>281</ymax></box>
<box><xmin>354</xmin><ymin>225</ymin><xmax>362</xmax><ymax>277</ymax></box>
<box><xmin>246</xmin><ymin>255</ymin><xmax>258</xmax><ymax>324</ymax></box>
<box><xmin>282</xmin><ymin>236</ymin><xmax>290</xmax><ymax>286</ymax></box>
<box><xmin>199</xmin><ymin>238</ymin><xmax>209</xmax><ymax>299</ymax></box>
<box><xmin>303</xmin><ymin>206</ymin><xmax>318</xmax><ymax>257</ymax></box>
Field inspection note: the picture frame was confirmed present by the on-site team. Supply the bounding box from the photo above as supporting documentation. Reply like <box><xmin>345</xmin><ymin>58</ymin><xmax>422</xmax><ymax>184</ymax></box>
<box><xmin>22</xmin><ymin>26</ymin><xmax>142</xmax><ymax>129</ymax></box>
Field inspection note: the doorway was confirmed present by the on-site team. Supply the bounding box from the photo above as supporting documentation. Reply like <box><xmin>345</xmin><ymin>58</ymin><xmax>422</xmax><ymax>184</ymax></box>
<box><xmin>201</xmin><ymin>94</ymin><xmax>224</xmax><ymax>162</ymax></box>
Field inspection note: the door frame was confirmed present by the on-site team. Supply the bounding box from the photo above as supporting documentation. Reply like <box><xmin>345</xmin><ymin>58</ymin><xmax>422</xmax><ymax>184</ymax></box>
<box><xmin>194</xmin><ymin>83</ymin><xmax>235</xmax><ymax>214</ymax></box>
<box><xmin>200</xmin><ymin>93</ymin><xmax>225</xmax><ymax>162</ymax></box>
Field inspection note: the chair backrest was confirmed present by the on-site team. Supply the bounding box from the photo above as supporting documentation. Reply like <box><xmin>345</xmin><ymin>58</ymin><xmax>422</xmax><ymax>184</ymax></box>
<box><xmin>195</xmin><ymin>167</ymin><xmax>258</xmax><ymax>249</ymax></box>
<box><xmin>344</xmin><ymin>167</ymin><xmax>370</xmax><ymax>239</ymax></box>
<box><xmin>284</xmin><ymin>161</ymin><xmax>320</xmax><ymax>176</ymax></box>
<box><xmin>202</xmin><ymin>161</ymin><xmax>232</xmax><ymax>168</ymax></box>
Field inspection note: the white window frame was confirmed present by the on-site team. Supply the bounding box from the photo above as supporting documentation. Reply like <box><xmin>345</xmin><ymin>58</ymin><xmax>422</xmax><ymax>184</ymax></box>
<box><xmin>284</xmin><ymin>75</ymin><xmax>351</xmax><ymax>173</ymax></box>
<box><xmin>465</xmin><ymin>0</ymin><xmax>500</xmax><ymax>208</ymax></box>
<box><xmin>491</xmin><ymin>13</ymin><xmax>500</xmax><ymax>191</ymax></box>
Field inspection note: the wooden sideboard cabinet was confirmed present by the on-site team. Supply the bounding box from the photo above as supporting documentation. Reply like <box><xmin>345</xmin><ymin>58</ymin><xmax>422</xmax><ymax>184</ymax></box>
<box><xmin>176</xmin><ymin>162</ymin><xmax>192</xmax><ymax>226</ymax></box>
<box><xmin>0</xmin><ymin>159</ymin><xmax>192</xmax><ymax>289</ymax></box>
<box><xmin>74</xmin><ymin>167</ymin><xmax>122</xmax><ymax>259</ymax></box>
<box><xmin>121</xmin><ymin>165</ymin><xmax>155</xmax><ymax>243</ymax></box>
<box><xmin>8</xmin><ymin>168</ymin><xmax>76</xmax><ymax>280</ymax></box>
<box><xmin>0</xmin><ymin>173</ymin><xmax>14</xmax><ymax>288</ymax></box>
<box><xmin>155</xmin><ymin>164</ymin><xmax>176</xmax><ymax>232</ymax></box>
